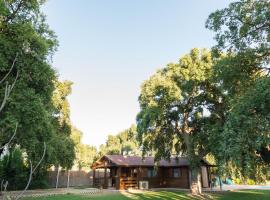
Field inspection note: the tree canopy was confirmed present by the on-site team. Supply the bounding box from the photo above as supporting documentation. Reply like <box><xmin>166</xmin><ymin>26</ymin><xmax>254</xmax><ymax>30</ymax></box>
<box><xmin>137</xmin><ymin>1</ymin><xmax>270</xmax><ymax>191</ymax></box>
<box><xmin>98</xmin><ymin>125</ymin><xmax>140</xmax><ymax>158</ymax></box>
<box><xmin>0</xmin><ymin>0</ymin><xmax>75</xmax><ymax>172</ymax></box>
<box><xmin>71</xmin><ymin>127</ymin><xmax>97</xmax><ymax>170</ymax></box>
<box><xmin>137</xmin><ymin>48</ymin><xmax>219</xmax><ymax>193</ymax></box>
<box><xmin>205</xmin><ymin>0</ymin><xmax>270</xmax><ymax>182</ymax></box>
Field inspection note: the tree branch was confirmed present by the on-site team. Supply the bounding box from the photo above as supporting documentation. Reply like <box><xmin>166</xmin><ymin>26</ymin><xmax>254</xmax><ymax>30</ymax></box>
<box><xmin>0</xmin><ymin>53</ymin><xmax>18</xmax><ymax>85</ymax></box>
<box><xmin>14</xmin><ymin>143</ymin><xmax>46</xmax><ymax>200</ymax></box>
<box><xmin>0</xmin><ymin>123</ymin><xmax>18</xmax><ymax>151</ymax></box>
<box><xmin>0</xmin><ymin>55</ymin><xmax>19</xmax><ymax>114</ymax></box>
<box><xmin>4</xmin><ymin>0</ymin><xmax>25</xmax><ymax>23</ymax></box>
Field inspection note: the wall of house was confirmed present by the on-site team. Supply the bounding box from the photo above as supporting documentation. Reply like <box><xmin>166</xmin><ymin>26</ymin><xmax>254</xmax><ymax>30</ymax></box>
<box><xmin>136</xmin><ymin>166</ymin><xmax>189</xmax><ymax>189</ymax></box>
<box><xmin>137</xmin><ymin>167</ymin><xmax>162</xmax><ymax>188</ymax></box>
<box><xmin>163</xmin><ymin>167</ymin><xmax>189</xmax><ymax>188</ymax></box>
<box><xmin>201</xmin><ymin>166</ymin><xmax>209</xmax><ymax>188</ymax></box>
<box><xmin>113</xmin><ymin>166</ymin><xmax>208</xmax><ymax>190</ymax></box>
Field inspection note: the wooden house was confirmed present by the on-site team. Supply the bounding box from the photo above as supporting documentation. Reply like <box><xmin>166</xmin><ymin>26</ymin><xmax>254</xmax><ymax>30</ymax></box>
<box><xmin>91</xmin><ymin>155</ymin><xmax>213</xmax><ymax>190</ymax></box>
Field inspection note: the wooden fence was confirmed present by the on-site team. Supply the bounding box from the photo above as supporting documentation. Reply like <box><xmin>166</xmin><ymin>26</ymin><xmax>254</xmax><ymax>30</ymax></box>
<box><xmin>46</xmin><ymin>170</ymin><xmax>106</xmax><ymax>188</ymax></box>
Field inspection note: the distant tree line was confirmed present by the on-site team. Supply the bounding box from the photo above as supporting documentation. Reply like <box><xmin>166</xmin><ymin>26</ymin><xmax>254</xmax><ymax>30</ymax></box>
<box><xmin>71</xmin><ymin>127</ymin><xmax>97</xmax><ymax>171</ymax></box>
<box><xmin>97</xmin><ymin>125</ymin><xmax>140</xmax><ymax>158</ymax></box>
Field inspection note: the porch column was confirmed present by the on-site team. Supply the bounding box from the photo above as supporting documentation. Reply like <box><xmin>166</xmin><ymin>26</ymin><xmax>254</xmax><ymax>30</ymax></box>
<box><xmin>115</xmin><ymin>167</ymin><xmax>121</xmax><ymax>190</ymax></box>
<box><xmin>136</xmin><ymin>167</ymin><xmax>139</xmax><ymax>188</ymax></box>
<box><xmin>161</xmin><ymin>167</ymin><xmax>165</xmax><ymax>187</ymax></box>
<box><xmin>104</xmin><ymin>162</ymin><xmax>108</xmax><ymax>189</ymax></box>
<box><xmin>188</xmin><ymin>168</ymin><xmax>192</xmax><ymax>189</ymax></box>
<box><xmin>206</xmin><ymin>167</ymin><xmax>211</xmax><ymax>188</ymax></box>
<box><xmin>93</xmin><ymin>169</ymin><xmax>96</xmax><ymax>187</ymax></box>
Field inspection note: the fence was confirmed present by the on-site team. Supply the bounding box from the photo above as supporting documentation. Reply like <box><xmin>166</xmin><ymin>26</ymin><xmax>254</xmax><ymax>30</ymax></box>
<box><xmin>46</xmin><ymin>170</ymin><xmax>106</xmax><ymax>188</ymax></box>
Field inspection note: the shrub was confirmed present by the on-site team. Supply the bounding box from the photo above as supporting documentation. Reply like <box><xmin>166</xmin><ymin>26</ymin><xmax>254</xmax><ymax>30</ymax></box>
<box><xmin>233</xmin><ymin>178</ymin><xmax>241</xmax><ymax>184</ymax></box>
<box><xmin>0</xmin><ymin>147</ymin><xmax>49</xmax><ymax>190</ymax></box>
<box><xmin>30</xmin><ymin>170</ymin><xmax>50</xmax><ymax>189</ymax></box>
<box><xmin>247</xmin><ymin>179</ymin><xmax>256</xmax><ymax>185</ymax></box>
<box><xmin>0</xmin><ymin>147</ymin><xmax>28</xmax><ymax>190</ymax></box>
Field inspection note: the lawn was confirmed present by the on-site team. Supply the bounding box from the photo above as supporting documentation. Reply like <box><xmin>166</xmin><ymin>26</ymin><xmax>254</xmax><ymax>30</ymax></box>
<box><xmin>25</xmin><ymin>190</ymin><xmax>270</xmax><ymax>200</ymax></box>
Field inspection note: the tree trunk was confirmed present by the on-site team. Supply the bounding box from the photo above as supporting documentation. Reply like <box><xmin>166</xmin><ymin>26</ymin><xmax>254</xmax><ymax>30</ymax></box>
<box><xmin>183</xmin><ymin>134</ymin><xmax>202</xmax><ymax>194</ymax></box>
<box><xmin>190</xmin><ymin>167</ymin><xmax>202</xmax><ymax>195</ymax></box>
<box><xmin>55</xmin><ymin>165</ymin><xmax>60</xmax><ymax>189</ymax></box>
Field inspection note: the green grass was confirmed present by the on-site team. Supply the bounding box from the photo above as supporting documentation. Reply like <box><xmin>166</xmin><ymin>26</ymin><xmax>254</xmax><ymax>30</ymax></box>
<box><xmin>25</xmin><ymin>190</ymin><xmax>270</xmax><ymax>200</ymax></box>
<box><xmin>213</xmin><ymin>190</ymin><xmax>270</xmax><ymax>200</ymax></box>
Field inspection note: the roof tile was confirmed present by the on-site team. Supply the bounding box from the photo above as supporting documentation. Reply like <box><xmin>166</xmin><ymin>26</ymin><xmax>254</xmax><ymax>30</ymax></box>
<box><xmin>105</xmin><ymin>155</ymin><xmax>190</xmax><ymax>167</ymax></box>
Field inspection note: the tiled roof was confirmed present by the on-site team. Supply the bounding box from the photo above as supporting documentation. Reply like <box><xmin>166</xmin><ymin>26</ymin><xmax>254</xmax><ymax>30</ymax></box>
<box><xmin>102</xmin><ymin>155</ymin><xmax>210</xmax><ymax>167</ymax></box>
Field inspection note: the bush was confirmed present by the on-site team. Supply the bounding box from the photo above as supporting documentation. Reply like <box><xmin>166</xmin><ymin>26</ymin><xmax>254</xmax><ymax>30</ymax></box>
<box><xmin>30</xmin><ymin>170</ymin><xmax>50</xmax><ymax>189</ymax></box>
<box><xmin>0</xmin><ymin>147</ymin><xmax>28</xmax><ymax>190</ymax></box>
<box><xmin>233</xmin><ymin>178</ymin><xmax>241</xmax><ymax>184</ymax></box>
<box><xmin>0</xmin><ymin>147</ymin><xmax>49</xmax><ymax>190</ymax></box>
<box><xmin>30</xmin><ymin>178</ymin><xmax>49</xmax><ymax>189</ymax></box>
<box><xmin>247</xmin><ymin>179</ymin><xmax>256</xmax><ymax>185</ymax></box>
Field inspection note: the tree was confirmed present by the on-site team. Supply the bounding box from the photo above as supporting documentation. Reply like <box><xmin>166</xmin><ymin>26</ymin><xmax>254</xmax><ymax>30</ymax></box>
<box><xmin>223</xmin><ymin>77</ymin><xmax>270</xmax><ymax>181</ymax></box>
<box><xmin>0</xmin><ymin>0</ymin><xmax>57</xmax><ymax>165</ymax></box>
<box><xmin>71</xmin><ymin>127</ymin><xmax>97</xmax><ymax>170</ymax></box>
<box><xmin>137</xmin><ymin>49</ymin><xmax>217</xmax><ymax>194</ymax></box>
<box><xmin>118</xmin><ymin>125</ymin><xmax>140</xmax><ymax>155</ymax></box>
<box><xmin>206</xmin><ymin>0</ymin><xmax>270</xmax><ymax>182</ymax></box>
<box><xmin>50</xmin><ymin>80</ymin><xmax>75</xmax><ymax>169</ymax></box>
<box><xmin>206</xmin><ymin>0</ymin><xmax>270</xmax><ymax>64</ymax></box>
<box><xmin>0</xmin><ymin>56</ymin><xmax>47</xmax><ymax>198</ymax></box>
<box><xmin>0</xmin><ymin>0</ymin><xmax>75</xmax><ymax>191</ymax></box>
<box><xmin>97</xmin><ymin>125</ymin><xmax>140</xmax><ymax>158</ymax></box>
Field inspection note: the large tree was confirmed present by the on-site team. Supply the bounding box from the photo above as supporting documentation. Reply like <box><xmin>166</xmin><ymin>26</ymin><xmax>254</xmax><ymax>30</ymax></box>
<box><xmin>206</xmin><ymin>0</ymin><xmax>270</xmax><ymax>182</ymax></box>
<box><xmin>137</xmin><ymin>49</ymin><xmax>218</xmax><ymax>194</ymax></box>
<box><xmin>0</xmin><ymin>0</ymin><xmax>75</xmax><ymax>178</ymax></box>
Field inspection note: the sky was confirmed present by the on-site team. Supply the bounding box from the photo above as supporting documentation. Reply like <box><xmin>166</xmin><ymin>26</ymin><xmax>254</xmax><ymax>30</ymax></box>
<box><xmin>42</xmin><ymin>0</ymin><xmax>233</xmax><ymax>148</ymax></box>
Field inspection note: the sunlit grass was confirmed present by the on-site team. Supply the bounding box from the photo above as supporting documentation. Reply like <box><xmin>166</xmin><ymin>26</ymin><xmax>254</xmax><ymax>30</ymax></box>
<box><xmin>25</xmin><ymin>190</ymin><xmax>270</xmax><ymax>200</ymax></box>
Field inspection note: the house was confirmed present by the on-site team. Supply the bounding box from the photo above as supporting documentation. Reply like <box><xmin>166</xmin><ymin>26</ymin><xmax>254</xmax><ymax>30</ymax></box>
<box><xmin>91</xmin><ymin>155</ymin><xmax>213</xmax><ymax>190</ymax></box>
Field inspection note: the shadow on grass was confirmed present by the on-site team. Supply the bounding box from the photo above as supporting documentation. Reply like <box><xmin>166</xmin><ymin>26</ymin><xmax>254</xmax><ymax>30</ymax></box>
<box><xmin>25</xmin><ymin>190</ymin><xmax>270</xmax><ymax>200</ymax></box>
<box><xmin>121</xmin><ymin>190</ymin><xmax>209</xmax><ymax>200</ymax></box>
<box><xmin>212</xmin><ymin>190</ymin><xmax>270</xmax><ymax>200</ymax></box>
<box><xmin>121</xmin><ymin>190</ymin><xmax>270</xmax><ymax>200</ymax></box>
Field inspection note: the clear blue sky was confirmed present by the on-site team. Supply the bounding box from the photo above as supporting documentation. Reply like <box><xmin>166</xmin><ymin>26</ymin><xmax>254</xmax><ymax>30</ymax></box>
<box><xmin>42</xmin><ymin>0</ymin><xmax>233</xmax><ymax>147</ymax></box>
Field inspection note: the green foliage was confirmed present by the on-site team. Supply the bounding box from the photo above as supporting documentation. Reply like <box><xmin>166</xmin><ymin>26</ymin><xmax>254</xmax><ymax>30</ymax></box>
<box><xmin>234</xmin><ymin>178</ymin><xmax>241</xmax><ymax>185</ymax></box>
<box><xmin>97</xmin><ymin>125</ymin><xmax>140</xmax><ymax>158</ymax></box>
<box><xmin>137</xmin><ymin>49</ymin><xmax>216</xmax><ymax>170</ymax></box>
<box><xmin>206</xmin><ymin>0</ymin><xmax>270</xmax><ymax>182</ymax></box>
<box><xmin>0</xmin><ymin>147</ymin><xmax>28</xmax><ymax>190</ymax></box>
<box><xmin>0</xmin><ymin>0</ymin><xmax>75</xmax><ymax>171</ymax></box>
<box><xmin>247</xmin><ymin>179</ymin><xmax>256</xmax><ymax>185</ymax></box>
<box><xmin>30</xmin><ymin>169</ymin><xmax>50</xmax><ymax>189</ymax></box>
<box><xmin>213</xmin><ymin>77</ymin><xmax>270</xmax><ymax>182</ymax></box>
<box><xmin>71</xmin><ymin>127</ymin><xmax>97</xmax><ymax>170</ymax></box>
<box><xmin>0</xmin><ymin>1</ymin><xmax>77</xmax><ymax>191</ymax></box>
<box><xmin>50</xmin><ymin>80</ymin><xmax>75</xmax><ymax>169</ymax></box>
<box><xmin>206</xmin><ymin>0</ymin><xmax>270</xmax><ymax>60</ymax></box>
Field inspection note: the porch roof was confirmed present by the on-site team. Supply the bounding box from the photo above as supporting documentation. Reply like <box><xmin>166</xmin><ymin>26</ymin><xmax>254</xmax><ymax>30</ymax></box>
<box><xmin>92</xmin><ymin>155</ymin><xmax>212</xmax><ymax>169</ymax></box>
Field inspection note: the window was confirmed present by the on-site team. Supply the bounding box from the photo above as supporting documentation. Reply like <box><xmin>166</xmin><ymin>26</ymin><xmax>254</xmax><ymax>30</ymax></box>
<box><xmin>172</xmin><ymin>168</ymin><xmax>181</xmax><ymax>178</ymax></box>
<box><xmin>147</xmin><ymin>168</ymin><xmax>157</xmax><ymax>177</ymax></box>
